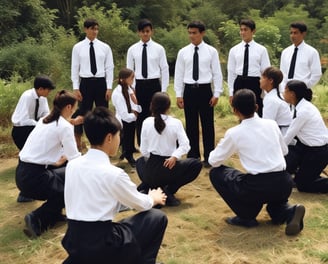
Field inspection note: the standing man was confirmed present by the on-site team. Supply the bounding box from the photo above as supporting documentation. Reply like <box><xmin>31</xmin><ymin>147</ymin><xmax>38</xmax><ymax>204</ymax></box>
<box><xmin>227</xmin><ymin>19</ymin><xmax>270</xmax><ymax>117</ymax></box>
<box><xmin>127</xmin><ymin>18</ymin><xmax>169</xmax><ymax>146</ymax></box>
<box><xmin>71</xmin><ymin>18</ymin><xmax>114</xmax><ymax>150</ymax></box>
<box><xmin>280</xmin><ymin>21</ymin><xmax>322</xmax><ymax>96</ymax></box>
<box><xmin>174</xmin><ymin>21</ymin><xmax>223</xmax><ymax>167</ymax></box>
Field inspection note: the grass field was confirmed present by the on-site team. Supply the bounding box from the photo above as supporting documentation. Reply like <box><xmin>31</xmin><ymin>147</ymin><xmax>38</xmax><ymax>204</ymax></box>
<box><xmin>0</xmin><ymin>83</ymin><xmax>328</xmax><ymax>263</ymax></box>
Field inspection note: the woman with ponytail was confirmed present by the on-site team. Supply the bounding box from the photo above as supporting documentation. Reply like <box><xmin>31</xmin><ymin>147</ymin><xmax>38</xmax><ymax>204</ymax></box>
<box><xmin>16</xmin><ymin>90</ymin><xmax>82</xmax><ymax>238</ymax></box>
<box><xmin>283</xmin><ymin>80</ymin><xmax>328</xmax><ymax>193</ymax></box>
<box><xmin>112</xmin><ymin>68</ymin><xmax>141</xmax><ymax>167</ymax></box>
<box><xmin>136</xmin><ymin>92</ymin><xmax>202</xmax><ymax>206</ymax></box>
<box><xmin>260</xmin><ymin>66</ymin><xmax>292</xmax><ymax>135</ymax></box>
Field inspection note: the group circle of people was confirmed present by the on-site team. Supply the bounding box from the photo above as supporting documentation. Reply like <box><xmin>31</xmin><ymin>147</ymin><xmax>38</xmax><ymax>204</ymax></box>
<box><xmin>10</xmin><ymin>17</ymin><xmax>328</xmax><ymax>264</ymax></box>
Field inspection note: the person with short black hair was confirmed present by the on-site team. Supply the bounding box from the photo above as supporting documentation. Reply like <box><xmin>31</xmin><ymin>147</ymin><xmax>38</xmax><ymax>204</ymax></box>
<box><xmin>71</xmin><ymin>18</ymin><xmax>114</xmax><ymax>150</ymax></box>
<box><xmin>136</xmin><ymin>92</ymin><xmax>202</xmax><ymax>206</ymax></box>
<box><xmin>209</xmin><ymin>89</ymin><xmax>305</xmax><ymax>236</ymax></box>
<box><xmin>11</xmin><ymin>75</ymin><xmax>56</xmax><ymax>202</ymax></box>
<box><xmin>174</xmin><ymin>20</ymin><xmax>223</xmax><ymax>167</ymax></box>
<box><xmin>280</xmin><ymin>22</ymin><xmax>322</xmax><ymax>94</ymax></box>
<box><xmin>283</xmin><ymin>80</ymin><xmax>328</xmax><ymax>193</ymax></box>
<box><xmin>62</xmin><ymin>106</ymin><xmax>167</xmax><ymax>264</ymax></box>
<box><xmin>227</xmin><ymin>18</ymin><xmax>271</xmax><ymax>117</ymax></box>
<box><xmin>127</xmin><ymin>18</ymin><xmax>169</xmax><ymax>146</ymax></box>
<box><xmin>16</xmin><ymin>90</ymin><xmax>82</xmax><ymax>238</ymax></box>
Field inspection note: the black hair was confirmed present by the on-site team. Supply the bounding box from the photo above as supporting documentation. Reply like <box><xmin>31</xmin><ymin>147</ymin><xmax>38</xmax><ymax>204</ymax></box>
<box><xmin>290</xmin><ymin>22</ymin><xmax>307</xmax><ymax>33</ymax></box>
<box><xmin>262</xmin><ymin>67</ymin><xmax>284</xmax><ymax>99</ymax></box>
<box><xmin>150</xmin><ymin>92</ymin><xmax>171</xmax><ymax>134</ymax></box>
<box><xmin>84</xmin><ymin>18</ymin><xmax>99</xmax><ymax>29</ymax></box>
<box><xmin>34</xmin><ymin>75</ymin><xmax>55</xmax><ymax>90</ymax></box>
<box><xmin>84</xmin><ymin>107</ymin><xmax>121</xmax><ymax>146</ymax></box>
<box><xmin>137</xmin><ymin>18</ymin><xmax>152</xmax><ymax>31</ymax></box>
<box><xmin>43</xmin><ymin>90</ymin><xmax>77</xmax><ymax>124</ymax></box>
<box><xmin>240</xmin><ymin>19</ymin><xmax>256</xmax><ymax>31</ymax></box>
<box><xmin>118</xmin><ymin>68</ymin><xmax>134</xmax><ymax>113</ymax></box>
<box><xmin>187</xmin><ymin>21</ymin><xmax>206</xmax><ymax>32</ymax></box>
<box><xmin>232</xmin><ymin>89</ymin><xmax>257</xmax><ymax>117</ymax></box>
<box><xmin>286</xmin><ymin>80</ymin><xmax>312</xmax><ymax>102</ymax></box>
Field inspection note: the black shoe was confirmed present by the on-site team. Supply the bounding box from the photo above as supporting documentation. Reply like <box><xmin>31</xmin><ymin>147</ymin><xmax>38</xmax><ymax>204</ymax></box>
<box><xmin>17</xmin><ymin>193</ymin><xmax>34</xmax><ymax>203</ymax></box>
<box><xmin>119</xmin><ymin>153</ymin><xmax>125</xmax><ymax>160</ymax></box>
<box><xmin>202</xmin><ymin>160</ymin><xmax>211</xmax><ymax>168</ymax></box>
<box><xmin>126</xmin><ymin>157</ymin><xmax>136</xmax><ymax>167</ymax></box>
<box><xmin>285</xmin><ymin>204</ymin><xmax>305</xmax><ymax>236</ymax></box>
<box><xmin>23</xmin><ymin>213</ymin><xmax>42</xmax><ymax>238</ymax></box>
<box><xmin>226</xmin><ymin>216</ymin><xmax>259</xmax><ymax>228</ymax></box>
<box><xmin>137</xmin><ymin>182</ymin><xmax>149</xmax><ymax>194</ymax></box>
<box><xmin>165</xmin><ymin>192</ymin><xmax>181</xmax><ymax>207</ymax></box>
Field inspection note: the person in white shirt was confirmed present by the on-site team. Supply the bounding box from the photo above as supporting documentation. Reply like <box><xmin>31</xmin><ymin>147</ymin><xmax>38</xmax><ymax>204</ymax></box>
<box><xmin>174</xmin><ymin>21</ymin><xmax>223</xmax><ymax>167</ymax></box>
<box><xmin>227</xmin><ymin>19</ymin><xmax>271</xmax><ymax>117</ymax></box>
<box><xmin>260</xmin><ymin>66</ymin><xmax>292</xmax><ymax>135</ymax></box>
<box><xmin>209</xmin><ymin>89</ymin><xmax>305</xmax><ymax>236</ymax></box>
<box><xmin>136</xmin><ymin>92</ymin><xmax>202</xmax><ymax>206</ymax></box>
<box><xmin>16</xmin><ymin>90</ymin><xmax>83</xmax><ymax>238</ymax></box>
<box><xmin>71</xmin><ymin>18</ymin><xmax>114</xmax><ymax>150</ymax></box>
<box><xmin>112</xmin><ymin>68</ymin><xmax>142</xmax><ymax>167</ymax></box>
<box><xmin>127</xmin><ymin>18</ymin><xmax>169</xmax><ymax>146</ymax></box>
<box><xmin>283</xmin><ymin>80</ymin><xmax>328</xmax><ymax>193</ymax></box>
<box><xmin>62</xmin><ymin>106</ymin><xmax>167</xmax><ymax>264</ymax></box>
<box><xmin>280</xmin><ymin>22</ymin><xmax>322</xmax><ymax>95</ymax></box>
<box><xmin>11</xmin><ymin>75</ymin><xmax>55</xmax><ymax>202</ymax></box>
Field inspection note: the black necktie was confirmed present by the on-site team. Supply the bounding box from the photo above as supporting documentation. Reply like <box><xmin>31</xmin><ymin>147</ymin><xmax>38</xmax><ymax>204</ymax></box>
<box><xmin>34</xmin><ymin>98</ymin><xmax>39</xmax><ymax>121</ymax></box>
<box><xmin>242</xmin><ymin>43</ymin><xmax>249</xmax><ymax>77</ymax></box>
<box><xmin>293</xmin><ymin>108</ymin><xmax>297</xmax><ymax>119</ymax></box>
<box><xmin>193</xmin><ymin>46</ymin><xmax>199</xmax><ymax>81</ymax></box>
<box><xmin>288</xmin><ymin>47</ymin><xmax>298</xmax><ymax>79</ymax></box>
<box><xmin>90</xmin><ymin>42</ymin><xmax>97</xmax><ymax>75</ymax></box>
<box><xmin>142</xmin><ymin>43</ymin><xmax>148</xmax><ymax>78</ymax></box>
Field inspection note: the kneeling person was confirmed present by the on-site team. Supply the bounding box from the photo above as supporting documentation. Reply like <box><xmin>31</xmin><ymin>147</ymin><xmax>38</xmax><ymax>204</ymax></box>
<box><xmin>62</xmin><ymin>107</ymin><xmax>167</xmax><ymax>264</ymax></box>
<box><xmin>209</xmin><ymin>89</ymin><xmax>305</xmax><ymax>236</ymax></box>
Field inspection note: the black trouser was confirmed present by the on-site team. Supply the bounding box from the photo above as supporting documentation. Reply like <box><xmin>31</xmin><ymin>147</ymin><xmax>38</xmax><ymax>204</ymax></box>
<box><xmin>11</xmin><ymin>126</ymin><xmax>35</xmax><ymax>150</ymax></box>
<box><xmin>16</xmin><ymin>160</ymin><xmax>65</xmax><ymax>231</ymax></box>
<box><xmin>136</xmin><ymin>154</ymin><xmax>202</xmax><ymax>194</ymax></box>
<box><xmin>135</xmin><ymin>79</ymin><xmax>161</xmax><ymax>146</ymax></box>
<box><xmin>183</xmin><ymin>83</ymin><xmax>214</xmax><ymax>162</ymax></box>
<box><xmin>210</xmin><ymin>165</ymin><xmax>294</xmax><ymax>223</ymax></box>
<box><xmin>121</xmin><ymin>120</ymin><xmax>136</xmax><ymax>159</ymax></box>
<box><xmin>233</xmin><ymin>75</ymin><xmax>263</xmax><ymax>117</ymax></box>
<box><xmin>286</xmin><ymin>141</ymin><xmax>328</xmax><ymax>193</ymax></box>
<box><xmin>62</xmin><ymin>209</ymin><xmax>168</xmax><ymax>264</ymax></box>
<box><xmin>74</xmin><ymin>77</ymin><xmax>108</xmax><ymax>135</ymax></box>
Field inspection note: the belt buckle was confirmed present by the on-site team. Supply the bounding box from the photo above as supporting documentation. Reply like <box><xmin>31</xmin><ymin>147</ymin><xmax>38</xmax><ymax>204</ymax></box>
<box><xmin>193</xmin><ymin>83</ymin><xmax>199</xmax><ymax>88</ymax></box>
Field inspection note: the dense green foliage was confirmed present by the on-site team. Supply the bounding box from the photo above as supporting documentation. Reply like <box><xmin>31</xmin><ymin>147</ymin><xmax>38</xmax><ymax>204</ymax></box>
<box><xmin>0</xmin><ymin>0</ymin><xmax>328</xmax><ymax>127</ymax></box>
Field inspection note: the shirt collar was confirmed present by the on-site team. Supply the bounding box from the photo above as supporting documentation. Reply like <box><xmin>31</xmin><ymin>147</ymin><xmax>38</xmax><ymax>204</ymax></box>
<box><xmin>294</xmin><ymin>40</ymin><xmax>305</xmax><ymax>49</ymax></box>
<box><xmin>86</xmin><ymin>148</ymin><xmax>111</xmax><ymax>164</ymax></box>
<box><xmin>140</xmin><ymin>38</ymin><xmax>152</xmax><ymax>46</ymax></box>
<box><xmin>242</xmin><ymin>39</ymin><xmax>254</xmax><ymax>46</ymax></box>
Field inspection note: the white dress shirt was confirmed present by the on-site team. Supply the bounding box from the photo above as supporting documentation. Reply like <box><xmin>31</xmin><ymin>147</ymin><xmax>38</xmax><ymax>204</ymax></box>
<box><xmin>71</xmin><ymin>37</ymin><xmax>114</xmax><ymax>90</ymax></box>
<box><xmin>280</xmin><ymin>41</ymin><xmax>322</xmax><ymax>91</ymax></box>
<box><xmin>112</xmin><ymin>84</ymin><xmax>142</xmax><ymax>124</ymax></box>
<box><xmin>19</xmin><ymin>116</ymin><xmax>80</xmax><ymax>165</ymax></box>
<box><xmin>209</xmin><ymin>115</ymin><xmax>287</xmax><ymax>174</ymax></box>
<box><xmin>174</xmin><ymin>41</ymin><xmax>223</xmax><ymax>98</ymax></box>
<box><xmin>65</xmin><ymin>149</ymin><xmax>153</xmax><ymax>221</ymax></box>
<box><xmin>263</xmin><ymin>89</ymin><xmax>292</xmax><ymax>135</ymax></box>
<box><xmin>11</xmin><ymin>88</ymin><xmax>49</xmax><ymax>126</ymax></box>
<box><xmin>284</xmin><ymin>98</ymin><xmax>328</xmax><ymax>146</ymax></box>
<box><xmin>228</xmin><ymin>40</ymin><xmax>271</xmax><ymax>96</ymax></box>
<box><xmin>140</xmin><ymin>115</ymin><xmax>190</xmax><ymax>159</ymax></box>
<box><xmin>126</xmin><ymin>39</ymin><xmax>169</xmax><ymax>91</ymax></box>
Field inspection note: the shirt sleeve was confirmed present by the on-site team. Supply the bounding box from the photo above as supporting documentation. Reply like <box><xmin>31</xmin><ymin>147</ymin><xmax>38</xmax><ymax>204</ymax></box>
<box><xmin>174</xmin><ymin>49</ymin><xmax>185</xmax><ymax>98</ymax></box>
<box><xmin>208</xmin><ymin>129</ymin><xmax>237</xmax><ymax>167</ymax></box>
<box><xmin>60</xmin><ymin>123</ymin><xmax>81</xmax><ymax>161</ymax></box>
<box><xmin>262</xmin><ymin>96</ymin><xmax>279</xmax><ymax>121</ymax></box>
<box><xmin>227</xmin><ymin>48</ymin><xmax>237</xmax><ymax>96</ymax></box>
<box><xmin>171</xmin><ymin>121</ymin><xmax>190</xmax><ymax>159</ymax></box>
<box><xmin>71</xmin><ymin>44</ymin><xmax>80</xmax><ymax>90</ymax></box>
<box><xmin>211</xmin><ymin>48</ymin><xmax>223</xmax><ymax>98</ymax></box>
<box><xmin>307</xmin><ymin>49</ymin><xmax>322</xmax><ymax>88</ymax></box>
<box><xmin>159</xmin><ymin>47</ymin><xmax>170</xmax><ymax>92</ymax></box>
<box><xmin>112</xmin><ymin>90</ymin><xmax>137</xmax><ymax>123</ymax></box>
<box><xmin>110</xmin><ymin>170</ymin><xmax>153</xmax><ymax>211</ymax></box>
<box><xmin>105</xmin><ymin>45</ymin><xmax>114</xmax><ymax>89</ymax></box>
<box><xmin>284</xmin><ymin>111</ymin><xmax>308</xmax><ymax>145</ymax></box>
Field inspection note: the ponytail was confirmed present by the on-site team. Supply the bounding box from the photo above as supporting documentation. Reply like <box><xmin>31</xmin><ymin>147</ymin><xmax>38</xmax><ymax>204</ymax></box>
<box><xmin>43</xmin><ymin>90</ymin><xmax>77</xmax><ymax>124</ymax></box>
<box><xmin>150</xmin><ymin>92</ymin><xmax>171</xmax><ymax>134</ymax></box>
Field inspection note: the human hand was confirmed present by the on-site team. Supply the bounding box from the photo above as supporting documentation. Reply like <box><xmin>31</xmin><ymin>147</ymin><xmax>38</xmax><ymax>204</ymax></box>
<box><xmin>106</xmin><ymin>89</ymin><xmax>112</xmax><ymax>101</ymax></box>
<box><xmin>176</xmin><ymin>97</ymin><xmax>184</xmax><ymax>109</ymax></box>
<box><xmin>209</xmin><ymin>96</ymin><xmax>218</xmax><ymax>107</ymax></box>
<box><xmin>55</xmin><ymin>155</ymin><xmax>67</xmax><ymax>167</ymax></box>
<box><xmin>70</xmin><ymin>115</ymin><xmax>84</xmax><ymax>126</ymax></box>
<box><xmin>73</xmin><ymin>90</ymin><xmax>82</xmax><ymax>101</ymax></box>
<box><xmin>149</xmin><ymin>187</ymin><xmax>167</xmax><ymax>206</ymax></box>
<box><xmin>163</xmin><ymin>156</ymin><xmax>177</xmax><ymax>169</ymax></box>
